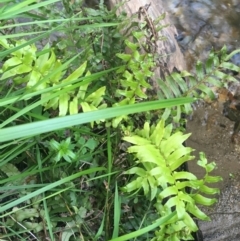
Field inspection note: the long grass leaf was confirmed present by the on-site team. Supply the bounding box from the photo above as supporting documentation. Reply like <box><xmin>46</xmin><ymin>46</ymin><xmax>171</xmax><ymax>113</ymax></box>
<box><xmin>112</xmin><ymin>182</ymin><xmax>121</xmax><ymax>238</ymax></box>
<box><xmin>0</xmin><ymin>98</ymin><xmax>194</xmax><ymax>142</ymax></box>
<box><xmin>109</xmin><ymin>211</ymin><xmax>176</xmax><ymax>241</ymax></box>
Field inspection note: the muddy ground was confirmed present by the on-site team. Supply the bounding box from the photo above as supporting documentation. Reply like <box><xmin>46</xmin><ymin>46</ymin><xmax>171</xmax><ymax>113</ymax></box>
<box><xmin>186</xmin><ymin>97</ymin><xmax>240</xmax><ymax>240</ymax></box>
<box><xmin>160</xmin><ymin>0</ymin><xmax>240</xmax><ymax>239</ymax></box>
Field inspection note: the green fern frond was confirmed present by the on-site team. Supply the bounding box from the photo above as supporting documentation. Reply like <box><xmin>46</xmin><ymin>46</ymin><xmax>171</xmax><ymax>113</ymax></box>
<box><xmin>122</xmin><ymin>119</ymin><xmax>222</xmax><ymax>241</ymax></box>
<box><xmin>157</xmin><ymin>46</ymin><xmax>240</xmax><ymax>121</ymax></box>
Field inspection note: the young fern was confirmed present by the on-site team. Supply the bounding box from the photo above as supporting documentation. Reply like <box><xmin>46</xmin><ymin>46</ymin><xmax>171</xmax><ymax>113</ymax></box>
<box><xmin>122</xmin><ymin>119</ymin><xmax>222</xmax><ymax>241</ymax></box>
<box><xmin>157</xmin><ymin>46</ymin><xmax>240</xmax><ymax>122</ymax></box>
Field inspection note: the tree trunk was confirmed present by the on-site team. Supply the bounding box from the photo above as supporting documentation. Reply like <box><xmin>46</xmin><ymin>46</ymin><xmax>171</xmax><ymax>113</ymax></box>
<box><xmin>108</xmin><ymin>0</ymin><xmax>186</xmax><ymax>74</ymax></box>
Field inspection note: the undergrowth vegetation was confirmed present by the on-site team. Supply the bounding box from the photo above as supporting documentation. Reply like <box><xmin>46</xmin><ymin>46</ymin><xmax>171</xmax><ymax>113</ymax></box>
<box><xmin>0</xmin><ymin>0</ymin><xmax>240</xmax><ymax>240</ymax></box>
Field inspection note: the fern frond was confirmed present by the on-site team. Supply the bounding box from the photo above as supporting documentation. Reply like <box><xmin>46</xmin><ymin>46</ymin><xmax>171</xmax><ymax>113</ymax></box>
<box><xmin>157</xmin><ymin>46</ymin><xmax>240</xmax><ymax>121</ymax></box>
<box><xmin>122</xmin><ymin>119</ymin><xmax>221</xmax><ymax>241</ymax></box>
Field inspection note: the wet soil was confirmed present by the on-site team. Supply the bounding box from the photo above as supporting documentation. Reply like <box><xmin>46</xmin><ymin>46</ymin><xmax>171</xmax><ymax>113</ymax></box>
<box><xmin>187</xmin><ymin>100</ymin><xmax>240</xmax><ymax>188</ymax></box>
<box><xmin>186</xmin><ymin>97</ymin><xmax>240</xmax><ymax>240</ymax></box>
<box><xmin>160</xmin><ymin>0</ymin><xmax>240</xmax><ymax>240</ymax></box>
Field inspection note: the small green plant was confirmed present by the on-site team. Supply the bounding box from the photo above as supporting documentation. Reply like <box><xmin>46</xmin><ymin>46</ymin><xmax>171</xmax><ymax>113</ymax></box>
<box><xmin>122</xmin><ymin>120</ymin><xmax>221</xmax><ymax>240</ymax></box>
<box><xmin>0</xmin><ymin>0</ymin><xmax>240</xmax><ymax>240</ymax></box>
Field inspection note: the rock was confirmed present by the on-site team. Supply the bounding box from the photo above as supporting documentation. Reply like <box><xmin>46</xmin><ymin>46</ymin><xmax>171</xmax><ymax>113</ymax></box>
<box><xmin>108</xmin><ymin>0</ymin><xmax>187</xmax><ymax>74</ymax></box>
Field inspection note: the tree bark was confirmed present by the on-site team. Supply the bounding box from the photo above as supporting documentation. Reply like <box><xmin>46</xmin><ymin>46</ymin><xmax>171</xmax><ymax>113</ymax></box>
<box><xmin>108</xmin><ymin>0</ymin><xmax>186</xmax><ymax>74</ymax></box>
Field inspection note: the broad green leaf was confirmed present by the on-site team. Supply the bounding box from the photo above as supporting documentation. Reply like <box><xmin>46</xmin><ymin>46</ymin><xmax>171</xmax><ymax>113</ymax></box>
<box><xmin>161</xmin><ymin>132</ymin><xmax>190</xmax><ymax>157</ymax></box>
<box><xmin>182</xmin><ymin>212</ymin><xmax>198</xmax><ymax>232</ymax></box>
<box><xmin>49</xmin><ymin>139</ymin><xmax>60</xmax><ymax>150</ymax></box>
<box><xmin>193</xmin><ymin>194</ymin><xmax>217</xmax><ymax>206</ymax></box>
<box><xmin>81</xmin><ymin>102</ymin><xmax>93</xmax><ymax>112</ymax></box>
<box><xmin>1</xmin><ymin>163</ymin><xmax>20</xmax><ymax>177</ymax></box>
<box><xmin>171</xmin><ymin>72</ymin><xmax>188</xmax><ymax>94</ymax></box>
<box><xmin>184</xmin><ymin>103</ymin><xmax>193</xmax><ymax>114</ymax></box>
<box><xmin>59</xmin><ymin>93</ymin><xmax>70</xmax><ymax>116</ymax></box>
<box><xmin>164</xmin><ymin>196</ymin><xmax>177</xmax><ymax>209</ymax></box>
<box><xmin>205</xmin><ymin>175</ymin><xmax>223</xmax><ymax>183</ymax></box>
<box><xmin>136</xmin><ymin>70</ymin><xmax>152</xmax><ymax>85</ymax></box>
<box><xmin>123</xmin><ymin>177</ymin><xmax>143</xmax><ymax>193</ymax></box>
<box><xmin>198</xmin><ymin>84</ymin><xmax>215</xmax><ymax>99</ymax></box>
<box><xmin>0</xmin><ymin>38</ymin><xmax>10</xmax><ymax>48</ymax></box>
<box><xmin>78</xmin><ymin>82</ymin><xmax>89</xmax><ymax>99</ymax></box>
<box><xmin>224</xmin><ymin>74</ymin><xmax>237</xmax><ymax>82</ymax></box>
<box><xmin>43</xmin><ymin>95</ymin><xmax>59</xmax><ymax>110</ymax></box>
<box><xmin>63</xmin><ymin>61</ymin><xmax>87</xmax><ymax>82</ymax></box>
<box><xmin>178</xmin><ymin>191</ymin><xmax>194</xmax><ymax>204</ymax></box>
<box><xmin>213</xmin><ymin>70</ymin><xmax>228</xmax><ymax>80</ymax></box>
<box><xmin>116</xmin><ymin>53</ymin><xmax>132</xmax><ymax>61</ymax></box>
<box><xmin>173</xmin><ymin>171</ymin><xmax>197</xmax><ymax>181</ymax></box>
<box><xmin>205</xmin><ymin>76</ymin><xmax>222</xmax><ymax>87</ymax></box>
<box><xmin>188</xmin><ymin>75</ymin><xmax>197</xmax><ymax>89</ymax></box>
<box><xmin>27</xmin><ymin>70</ymin><xmax>43</xmax><ymax>90</ymax></box>
<box><xmin>22</xmin><ymin>44</ymin><xmax>37</xmax><ymax>64</ymax></box>
<box><xmin>123</xmin><ymin>135</ymin><xmax>151</xmax><ymax>145</ymax></box>
<box><xmin>2</xmin><ymin>56</ymin><xmax>22</xmax><ymax>70</ymax></box>
<box><xmin>35</xmin><ymin>44</ymin><xmax>50</xmax><ymax>69</ymax></box>
<box><xmin>112</xmin><ymin>115</ymin><xmax>126</xmax><ymax>128</ymax></box>
<box><xmin>180</xmin><ymin>70</ymin><xmax>192</xmax><ymax>78</ymax></box>
<box><xmin>128</xmin><ymin>145</ymin><xmax>164</xmax><ymax>165</ymax></box>
<box><xmin>150</xmin><ymin>119</ymin><xmax>165</xmax><ymax>146</ymax></box>
<box><xmin>85</xmin><ymin>86</ymin><xmax>106</xmax><ymax>107</ymax></box>
<box><xmin>176</xmin><ymin>181</ymin><xmax>194</xmax><ymax>190</ymax></box>
<box><xmin>188</xmin><ymin>179</ymin><xmax>204</xmax><ymax>189</ymax></box>
<box><xmin>187</xmin><ymin>203</ymin><xmax>210</xmax><ymax>221</ymax></box>
<box><xmin>176</xmin><ymin>197</ymin><xmax>185</xmax><ymax>219</ymax></box>
<box><xmin>163</xmin><ymin>123</ymin><xmax>173</xmax><ymax>139</ymax></box>
<box><xmin>148</xmin><ymin>176</ymin><xmax>158</xmax><ymax>200</ymax></box>
<box><xmin>77</xmin><ymin>72</ymin><xmax>91</xmax><ymax>99</ymax></box>
<box><xmin>198</xmin><ymin>152</ymin><xmax>207</xmax><ymax>165</ymax></box>
<box><xmin>161</xmin><ymin>107</ymin><xmax>171</xmax><ymax>120</ymax></box>
<box><xmin>166</xmin><ymin>75</ymin><xmax>181</xmax><ymax>97</ymax></box>
<box><xmin>124</xmin><ymin>167</ymin><xmax>146</xmax><ymax>176</ymax></box>
<box><xmin>123</xmin><ymin>70</ymin><xmax>133</xmax><ymax>82</ymax></box>
<box><xmin>142</xmin><ymin>122</ymin><xmax>150</xmax><ymax>138</ymax></box>
<box><xmin>205</xmin><ymin>56</ymin><xmax>214</xmax><ymax>74</ymax></box>
<box><xmin>69</xmin><ymin>97</ymin><xmax>78</xmax><ymax>115</ymax></box>
<box><xmin>135</xmin><ymin>86</ymin><xmax>147</xmax><ymax>99</ymax></box>
<box><xmin>195</xmin><ymin>60</ymin><xmax>204</xmax><ymax>80</ymax></box>
<box><xmin>1</xmin><ymin>64</ymin><xmax>32</xmax><ymax>80</ymax></box>
<box><xmin>125</xmin><ymin>39</ymin><xmax>138</xmax><ymax>51</ymax></box>
<box><xmin>220</xmin><ymin>45</ymin><xmax>227</xmax><ymax>58</ymax></box>
<box><xmin>199</xmin><ymin>184</ymin><xmax>220</xmax><ymax>195</ymax></box>
<box><xmin>14</xmin><ymin>207</ymin><xmax>39</xmax><ymax>222</ymax></box>
<box><xmin>121</xmin><ymin>79</ymin><xmax>138</xmax><ymax>89</ymax></box>
<box><xmin>157</xmin><ymin>79</ymin><xmax>173</xmax><ymax>99</ymax></box>
<box><xmin>142</xmin><ymin>179</ymin><xmax>149</xmax><ymax>195</ymax></box>
<box><xmin>167</xmin><ymin>146</ymin><xmax>193</xmax><ymax>167</ymax></box>
<box><xmin>225</xmin><ymin>48</ymin><xmax>240</xmax><ymax>61</ymax></box>
<box><xmin>40</xmin><ymin>50</ymin><xmax>56</xmax><ymax>74</ymax></box>
<box><xmin>205</xmin><ymin>162</ymin><xmax>217</xmax><ymax>173</ymax></box>
<box><xmin>157</xmin><ymin>173</ymin><xmax>175</xmax><ymax>185</ymax></box>
<box><xmin>149</xmin><ymin>166</ymin><xmax>169</xmax><ymax>176</ymax></box>
<box><xmin>50</xmin><ymin>59</ymin><xmax>62</xmax><ymax>83</ymax></box>
<box><xmin>220</xmin><ymin>61</ymin><xmax>239</xmax><ymax>72</ymax></box>
<box><xmin>160</xmin><ymin>186</ymin><xmax>178</xmax><ymax>198</ymax></box>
